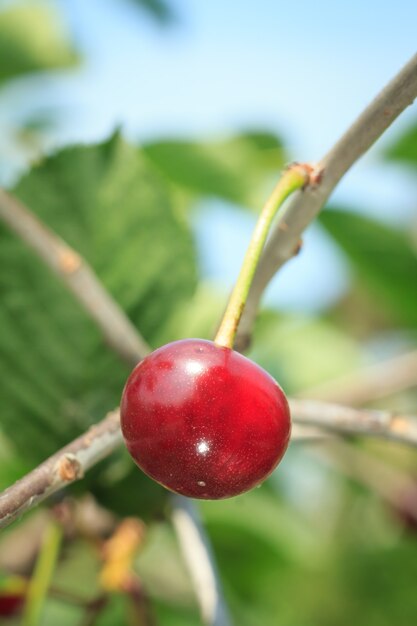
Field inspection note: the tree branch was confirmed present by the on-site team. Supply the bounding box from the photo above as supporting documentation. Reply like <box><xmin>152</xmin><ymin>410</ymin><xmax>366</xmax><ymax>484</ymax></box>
<box><xmin>0</xmin><ymin>188</ymin><xmax>150</xmax><ymax>365</ymax></box>
<box><xmin>0</xmin><ymin>410</ymin><xmax>122</xmax><ymax>530</ymax></box>
<box><xmin>1</xmin><ymin>400</ymin><xmax>417</xmax><ymax>530</ymax></box>
<box><xmin>236</xmin><ymin>52</ymin><xmax>417</xmax><ymax>350</ymax></box>
<box><xmin>290</xmin><ymin>399</ymin><xmax>417</xmax><ymax>446</ymax></box>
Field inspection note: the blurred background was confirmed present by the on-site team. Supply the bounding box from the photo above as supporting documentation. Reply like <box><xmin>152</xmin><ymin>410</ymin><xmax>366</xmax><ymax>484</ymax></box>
<box><xmin>1</xmin><ymin>1</ymin><xmax>417</xmax><ymax>624</ymax></box>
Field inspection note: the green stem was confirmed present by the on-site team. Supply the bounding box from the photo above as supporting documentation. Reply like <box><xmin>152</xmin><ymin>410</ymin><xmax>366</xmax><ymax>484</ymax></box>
<box><xmin>215</xmin><ymin>164</ymin><xmax>311</xmax><ymax>349</ymax></box>
<box><xmin>22</xmin><ymin>520</ymin><xmax>63</xmax><ymax>626</ymax></box>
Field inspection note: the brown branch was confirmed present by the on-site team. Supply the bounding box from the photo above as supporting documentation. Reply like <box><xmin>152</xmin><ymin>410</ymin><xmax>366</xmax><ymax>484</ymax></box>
<box><xmin>291</xmin><ymin>398</ymin><xmax>417</xmax><ymax>445</ymax></box>
<box><xmin>0</xmin><ymin>189</ymin><xmax>149</xmax><ymax>365</ymax></box>
<box><xmin>2</xmin><ymin>400</ymin><xmax>417</xmax><ymax>530</ymax></box>
<box><xmin>0</xmin><ymin>411</ymin><xmax>122</xmax><ymax>530</ymax></box>
<box><xmin>236</xmin><ymin>52</ymin><xmax>417</xmax><ymax>350</ymax></box>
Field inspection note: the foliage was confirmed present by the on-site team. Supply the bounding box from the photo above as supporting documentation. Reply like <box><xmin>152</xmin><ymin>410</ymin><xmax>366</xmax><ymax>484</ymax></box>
<box><xmin>384</xmin><ymin>121</ymin><xmax>417</xmax><ymax>167</ymax></box>
<box><xmin>319</xmin><ymin>208</ymin><xmax>417</xmax><ymax>329</ymax></box>
<box><xmin>0</xmin><ymin>134</ymin><xmax>197</xmax><ymax>466</ymax></box>
<box><xmin>0</xmin><ymin>2</ymin><xmax>77</xmax><ymax>83</ymax></box>
<box><xmin>128</xmin><ymin>0</ymin><xmax>176</xmax><ymax>24</ymax></box>
<box><xmin>142</xmin><ymin>131</ymin><xmax>286</xmax><ymax>209</ymax></box>
<box><xmin>1</xmin><ymin>3</ymin><xmax>417</xmax><ymax>625</ymax></box>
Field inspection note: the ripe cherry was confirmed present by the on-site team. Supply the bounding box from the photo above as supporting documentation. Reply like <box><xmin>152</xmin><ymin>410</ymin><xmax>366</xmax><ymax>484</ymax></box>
<box><xmin>121</xmin><ymin>339</ymin><xmax>291</xmax><ymax>499</ymax></box>
<box><xmin>0</xmin><ymin>592</ymin><xmax>24</xmax><ymax>618</ymax></box>
<box><xmin>0</xmin><ymin>578</ymin><xmax>26</xmax><ymax>619</ymax></box>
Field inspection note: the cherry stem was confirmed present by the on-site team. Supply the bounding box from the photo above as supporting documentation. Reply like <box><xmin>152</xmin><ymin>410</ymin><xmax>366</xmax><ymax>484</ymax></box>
<box><xmin>215</xmin><ymin>163</ymin><xmax>312</xmax><ymax>349</ymax></box>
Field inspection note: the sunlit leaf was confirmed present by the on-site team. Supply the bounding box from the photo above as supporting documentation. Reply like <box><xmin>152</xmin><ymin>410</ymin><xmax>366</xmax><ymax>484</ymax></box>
<box><xmin>0</xmin><ymin>134</ymin><xmax>197</xmax><ymax>470</ymax></box>
<box><xmin>0</xmin><ymin>2</ymin><xmax>78</xmax><ymax>83</ymax></box>
<box><xmin>142</xmin><ymin>131</ymin><xmax>286</xmax><ymax>210</ymax></box>
<box><xmin>127</xmin><ymin>0</ymin><xmax>176</xmax><ymax>24</ymax></box>
<box><xmin>384</xmin><ymin>121</ymin><xmax>417</xmax><ymax>167</ymax></box>
<box><xmin>319</xmin><ymin>208</ymin><xmax>417</xmax><ymax>329</ymax></box>
<box><xmin>250</xmin><ymin>311</ymin><xmax>361</xmax><ymax>394</ymax></box>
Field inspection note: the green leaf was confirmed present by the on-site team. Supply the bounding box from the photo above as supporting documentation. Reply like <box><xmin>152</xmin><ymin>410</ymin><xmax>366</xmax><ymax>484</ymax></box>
<box><xmin>384</xmin><ymin>122</ymin><xmax>417</xmax><ymax>167</ymax></box>
<box><xmin>337</xmin><ymin>539</ymin><xmax>417</xmax><ymax>626</ymax></box>
<box><xmin>155</xmin><ymin>283</ymin><xmax>225</xmax><ymax>345</ymax></box>
<box><xmin>200</xmin><ymin>486</ymin><xmax>324</xmax><ymax>626</ymax></box>
<box><xmin>136</xmin><ymin>522</ymin><xmax>196</xmax><ymax>606</ymax></box>
<box><xmin>250</xmin><ymin>311</ymin><xmax>361</xmax><ymax>394</ymax></box>
<box><xmin>0</xmin><ymin>432</ymin><xmax>31</xmax><ymax>491</ymax></box>
<box><xmin>127</xmin><ymin>0</ymin><xmax>176</xmax><ymax>24</ymax></box>
<box><xmin>153</xmin><ymin>603</ymin><xmax>201</xmax><ymax>626</ymax></box>
<box><xmin>0</xmin><ymin>133</ymin><xmax>197</xmax><ymax>468</ymax></box>
<box><xmin>319</xmin><ymin>208</ymin><xmax>417</xmax><ymax>329</ymax></box>
<box><xmin>0</xmin><ymin>2</ymin><xmax>78</xmax><ymax>83</ymax></box>
<box><xmin>142</xmin><ymin>131</ymin><xmax>286</xmax><ymax>209</ymax></box>
<box><xmin>94</xmin><ymin>594</ymin><xmax>130</xmax><ymax>626</ymax></box>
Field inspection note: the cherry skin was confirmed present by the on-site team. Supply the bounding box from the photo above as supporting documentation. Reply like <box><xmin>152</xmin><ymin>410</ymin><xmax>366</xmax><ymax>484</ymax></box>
<box><xmin>0</xmin><ymin>592</ymin><xmax>24</xmax><ymax>618</ymax></box>
<box><xmin>0</xmin><ymin>576</ymin><xmax>26</xmax><ymax>618</ymax></box>
<box><xmin>121</xmin><ymin>339</ymin><xmax>291</xmax><ymax>499</ymax></box>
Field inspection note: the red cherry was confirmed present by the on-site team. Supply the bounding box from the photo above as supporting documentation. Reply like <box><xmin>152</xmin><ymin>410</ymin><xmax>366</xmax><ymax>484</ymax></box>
<box><xmin>121</xmin><ymin>339</ymin><xmax>291</xmax><ymax>499</ymax></box>
<box><xmin>0</xmin><ymin>592</ymin><xmax>25</xmax><ymax>618</ymax></box>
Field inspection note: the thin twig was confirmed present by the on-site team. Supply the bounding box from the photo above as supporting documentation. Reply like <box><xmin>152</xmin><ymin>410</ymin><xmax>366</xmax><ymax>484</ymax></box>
<box><xmin>291</xmin><ymin>399</ymin><xmax>417</xmax><ymax>446</ymax></box>
<box><xmin>236</xmin><ymin>52</ymin><xmax>417</xmax><ymax>350</ymax></box>
<box><xmin>2</xmin><ymin>400</ymin><xmax>417</xmax><ymax>530</ymax></box>
<box><xmin>0</xmin><ymin>188</ymin><xmax>150</xmax><ymax>364</ymax></box>
<box><xmin>171</xmin><ymin>495</ymin><xmax>232</xmax><ymax>626</ymax></box>
<box><xmin>0</xmin><ymin>410</ymin><xmax>122</xmax><ymax>530</ymax></box>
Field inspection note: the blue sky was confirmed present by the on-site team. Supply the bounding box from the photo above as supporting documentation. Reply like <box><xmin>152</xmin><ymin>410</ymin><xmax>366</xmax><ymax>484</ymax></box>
<box><xmin>4</xmin><ymin>0</ymin><xmax>417</xmax><ymax>311</ymax></box>
<box><xmin>60</xmin><ymin>0</ymin><xmax>417</xmax><ymax>154</ymax></box>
